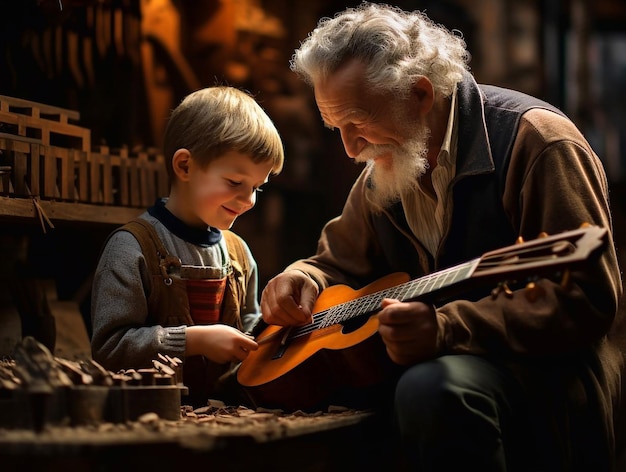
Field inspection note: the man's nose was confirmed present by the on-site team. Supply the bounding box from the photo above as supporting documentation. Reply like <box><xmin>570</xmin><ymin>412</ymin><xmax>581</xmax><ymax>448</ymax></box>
<box><xmin>340</xmin><ymin>126</ymin><xmax>367</xmax><ymax>158</ymax></box>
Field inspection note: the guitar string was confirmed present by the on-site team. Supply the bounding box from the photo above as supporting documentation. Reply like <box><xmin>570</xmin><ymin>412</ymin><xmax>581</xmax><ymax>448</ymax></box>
<box><xmin>287</xmin><ymin>260</ymin><xmax>478</xmax><ymax>340</ymax></box>
<box><xmin>283</xmin><ymin>239</ymin><xmax>572</xmax><ymax>341</ymax></box>
<box><xmin>260</xmin><ymin>235</ymin><xmax>583</xmax><ymax>352</ymax></box>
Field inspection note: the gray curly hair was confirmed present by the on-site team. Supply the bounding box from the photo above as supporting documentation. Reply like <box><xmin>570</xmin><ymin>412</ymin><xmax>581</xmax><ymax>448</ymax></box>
<box><xmin>290</xmin><ymin>2</ymin><xmax>470</xmax><ymax>97</ymax></box>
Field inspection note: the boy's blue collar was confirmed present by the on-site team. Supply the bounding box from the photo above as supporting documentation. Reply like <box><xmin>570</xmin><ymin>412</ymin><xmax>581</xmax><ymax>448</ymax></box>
<box><xmin>147</xmin><ymin>198</ymin><xmax>222</xmax><ymax>247</ymax></box>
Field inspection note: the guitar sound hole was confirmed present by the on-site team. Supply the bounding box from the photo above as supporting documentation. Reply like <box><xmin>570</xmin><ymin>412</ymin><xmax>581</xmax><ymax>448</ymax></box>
<box><xmin>341</xmin><ymin>316</ymin><xmax>370</xmax><ymax>334</ymax></box>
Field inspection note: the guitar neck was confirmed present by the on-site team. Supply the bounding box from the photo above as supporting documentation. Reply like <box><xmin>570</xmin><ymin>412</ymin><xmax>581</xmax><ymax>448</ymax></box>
<box><xmin>266</xmin><ymin>225</ymin><xmax>608</xmax><ymax>346</ymax></box>
<box><xmin>291</xmin><ymin>258</ymin><xmax>481</xmax><ymax>340</ymax></box>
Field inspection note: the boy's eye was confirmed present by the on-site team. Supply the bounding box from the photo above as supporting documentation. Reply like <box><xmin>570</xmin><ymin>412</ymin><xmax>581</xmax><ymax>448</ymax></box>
<box><xmin>227</xmin><ymin>179</ymin><xmax>263</xmax><ymax>194</ymax></box>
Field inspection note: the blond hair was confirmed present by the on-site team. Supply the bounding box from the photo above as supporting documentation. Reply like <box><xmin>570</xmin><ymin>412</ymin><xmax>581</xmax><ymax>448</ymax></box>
<box><xmin>163</xmin><ymin>86</ymin><xmax>284</xmax><ymax>181</ymax></box>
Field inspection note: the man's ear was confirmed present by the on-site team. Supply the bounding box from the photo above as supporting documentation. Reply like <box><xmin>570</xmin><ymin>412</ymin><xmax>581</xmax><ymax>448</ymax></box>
<box><xmin>411</xmin><ymin>76</ymin><xmax>435</xmax><ymax>116</ymax></box>
<box><xmin>171</xmin><ymin>148</ymin><xmax>192</xmax><ymax>182</ymax></box>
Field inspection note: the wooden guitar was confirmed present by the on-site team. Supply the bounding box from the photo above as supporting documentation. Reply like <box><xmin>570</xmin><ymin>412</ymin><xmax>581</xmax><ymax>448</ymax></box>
<box><xmin>236</xmin><ymin>225</ymin><xmax>608</xmax><ymax>411</ymax></box>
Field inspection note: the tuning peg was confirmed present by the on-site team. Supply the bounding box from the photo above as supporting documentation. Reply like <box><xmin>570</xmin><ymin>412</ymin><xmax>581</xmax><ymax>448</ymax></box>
<box><xmin>560</xmin><ymin>269</ymin><xmax>571</xmax><ymax>289</ymax></box>
<box><xmin>524</xmin><ymin>281</ymin><xmax>546</xmax><ymax>302</ymax></box>
<box><xmin>491</xmin><ymin>282</ymin><xmax>514</xmax><ymax>299</ymax></box>
<box><xmin>517</xmin><ymin>231</ymin><xmax>549</xmax><ymax>244</ymax></box>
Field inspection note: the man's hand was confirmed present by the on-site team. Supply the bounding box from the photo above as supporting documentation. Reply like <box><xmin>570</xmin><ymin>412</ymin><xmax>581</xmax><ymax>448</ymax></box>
<box><xmin>261</xmin><ymin>270</ymin><xmax>319</xmax><ymax>326</ymax></box>
<box><xmin>186</xmin><ymin>325</ymin><xmax>258</xmax><ymax>364</ymax></box>
<box><xmin>377</xmin><ymin>298</ymin><xmax>440</xmax><ymax>365</ymax></box>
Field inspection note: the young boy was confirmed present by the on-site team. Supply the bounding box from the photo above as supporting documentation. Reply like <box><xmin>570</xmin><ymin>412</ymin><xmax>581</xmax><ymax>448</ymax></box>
<box><xmin>90</xmin><ymin>86</ymin><xmax>284</xmax><ymax>406</ymax></box>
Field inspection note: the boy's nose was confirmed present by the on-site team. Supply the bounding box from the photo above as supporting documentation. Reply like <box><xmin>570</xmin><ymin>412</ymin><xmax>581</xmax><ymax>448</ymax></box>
<box><xmin>240</xmin><ymin>189</ymin><xmax>257</xmax><ymax>208</ymax></box>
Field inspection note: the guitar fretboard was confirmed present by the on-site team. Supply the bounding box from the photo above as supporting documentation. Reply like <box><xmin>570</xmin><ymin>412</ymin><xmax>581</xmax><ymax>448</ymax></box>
<box><xmin>291</xmin><ymin>257</ymin><xmax>481</xmax><ymax>340</ymax></box>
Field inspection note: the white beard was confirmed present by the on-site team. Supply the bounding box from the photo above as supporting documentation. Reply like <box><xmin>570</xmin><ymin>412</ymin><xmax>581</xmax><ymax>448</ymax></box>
<box><xmin>355</xmin><ymin>125</ymin><xmax>431</xmax><ymax>210</ymax></box>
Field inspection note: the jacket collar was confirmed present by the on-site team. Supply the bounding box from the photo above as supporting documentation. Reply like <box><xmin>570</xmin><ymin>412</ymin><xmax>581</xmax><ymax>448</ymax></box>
<box><xmin>454</xmin><ymin>73</ymin><xmax>495</xmax><ymax>177</ymax></box>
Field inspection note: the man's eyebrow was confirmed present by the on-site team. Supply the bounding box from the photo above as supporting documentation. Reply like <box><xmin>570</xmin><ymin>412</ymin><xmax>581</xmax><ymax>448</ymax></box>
<box><xmin>318</xmin><ymin>112</ymin><xmax>336</xmax><ymax>129</ymax></box>
<box><xmin>320</xmin><ymin>116</ymin><xmax>335</xmax><ymax>129</ymax></box>
<box><xmin>320</xmin><ymin>108</ymin><xmax>365</xmax><ymax>129</ymax></box>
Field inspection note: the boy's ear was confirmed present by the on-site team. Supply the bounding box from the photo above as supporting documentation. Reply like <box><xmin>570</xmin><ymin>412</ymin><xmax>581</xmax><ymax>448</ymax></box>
<box><xmin>171</xmin><ymin>149</ymin><xmax>192</xmax><ymax>181</ymax></box>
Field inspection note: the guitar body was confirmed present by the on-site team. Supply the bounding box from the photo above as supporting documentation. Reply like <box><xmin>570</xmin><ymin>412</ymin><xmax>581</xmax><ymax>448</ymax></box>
<box><xmin>237</xmin><ymin>272</ymin><xmax>410</xmax><ymax>411</ymax></box>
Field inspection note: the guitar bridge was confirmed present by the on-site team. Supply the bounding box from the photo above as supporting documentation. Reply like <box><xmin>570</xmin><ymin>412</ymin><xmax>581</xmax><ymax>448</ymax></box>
<box><xmin>272</xmin><ymin>344</ymin><xmax>287</xmax><ymax>360</ymax></box>
<box><xmin>271</xmin><ymin>326</ymin><xmax>293</xmax><ymax>359</ymax></box>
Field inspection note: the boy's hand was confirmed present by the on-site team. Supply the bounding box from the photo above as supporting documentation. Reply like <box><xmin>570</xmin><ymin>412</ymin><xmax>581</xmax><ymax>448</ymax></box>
<box><xmin>186</xmin><ymin>324</ymin><xmax>258</xmax><ymax>364</ymax></box>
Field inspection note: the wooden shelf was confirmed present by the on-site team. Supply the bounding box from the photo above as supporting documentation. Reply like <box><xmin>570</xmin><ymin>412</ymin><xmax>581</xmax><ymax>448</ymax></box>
<box><xmin>0</xmin><ymin>196</ymin><xmax>142</xmax><ymax>227</ymax></box>
<box><xmin>0</xmin><ymin>95</ymin><xmax>168</xmax><ymax>220</ymax></box>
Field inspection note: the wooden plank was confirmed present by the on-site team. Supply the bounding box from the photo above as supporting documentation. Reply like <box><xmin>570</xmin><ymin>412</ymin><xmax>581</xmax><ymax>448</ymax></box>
<box><xmin>0</xmin><ymin>132</ymin><xmax>41</xmax><ymax>146</ymax></box>
<box><xmin>119</xmin><ymin>157</ymin><xmax>129</xmax><ymax>206</ymax></box>
<box><xmin>129</xmin><ymin>157</ymin><xmax>140</xmax><ymax>208</ymax></box>
<box><xmin>0</xmin><ymin>95</ymin><xmax>81</xmax><ymax>121</ymax></box>
<box><xmin>30</xmin><ymin>143</ymin><xmax>40</xmax><ymax>196</ymax></box>
<box><xmin>70</xmin><ymin>150</ymin><xmax>79</xmax><ymax>201</ymax></box>
<box><xmin>0</xmin><ymin>110</ymin><xmax>91</xmax><ymax>151</ymax></box>
<box><xmin>97</xmin><ymin>146</ymin><xmax>112</xmax><ymax>204</ymax></box>
<box><xmin>60</xmin><ymin>148</ymin><xmax>73</xmax><ymax>200</ymax></box>
<box><xmin>102</xmin><ymin>152</ymin><xmax>113</xmax><ymax>205</ymax></box>
<box><xmin>1</xmin><ymin>138</ymin><xmax>14</xmax><ymax>196</ymax></box>
<box><xmin>13</xmin><ymin>151</ymin><xmax>28</xmax><ymax>196</ymax></box>
<box><xmin>80</xmin><ymin>129</ymin><xmax>91</xmax><ymax>153</ymax></box>
<box><xmin>77</xmin><ymin>150</ymin><xmax>88</xmax><ymax>202</ymax></box>
<box><xmin>146</xmin><ymin>161</ymin><xmax>157</xmax><ymax>206</ymax></box>
<box><xmin>138</xmin><ymin>152</ymin><xmax>150</xmax><ymax>207</ymax></box>
<box><xmin>43</xmin><ymin>145</ymin><xmax>57</xmax><ymax>198</ymax></box>
<box><xmin>0</xmin><ymin>196</ymin><xmax>141</xmax><ymax>226</ymax></box>
<box><xmin>90</xmin><ymin>152</ymin><xmax>101</xmax><ymax>204</ymax></box>
<box><xmin>41</xmin><ymin>125</ymin><xmax>51</xmax><ymax>146</ymax></box>
<box><xmin>17</xmin><ymin>114</ymin><xmax>26</xmax><ymax>137</ymax></box>
<box><xmin>0</xmin><ymin>166</ymin><xmax>10</xmax><ymax>195</ymax></box>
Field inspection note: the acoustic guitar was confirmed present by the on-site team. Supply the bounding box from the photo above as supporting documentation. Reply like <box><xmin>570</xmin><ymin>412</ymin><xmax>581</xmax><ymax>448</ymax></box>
<box><xmin>236</xmin><ymin>225</ymin><xmax>608</xmax><ymax>411</ymax></box>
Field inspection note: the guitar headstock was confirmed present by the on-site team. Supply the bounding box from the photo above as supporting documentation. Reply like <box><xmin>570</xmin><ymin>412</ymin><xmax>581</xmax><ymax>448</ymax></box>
<box><xmin>473</xmin><ymin>225</ymin><xmax>608</xmax><ymax>292</ymax></box>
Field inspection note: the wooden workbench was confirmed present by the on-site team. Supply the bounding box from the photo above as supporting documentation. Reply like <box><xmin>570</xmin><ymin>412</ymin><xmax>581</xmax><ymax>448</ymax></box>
<box><xmin>0</xmin><ymin>403</ymin><xmax>393</xmax><ymax>472</ymax></box>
